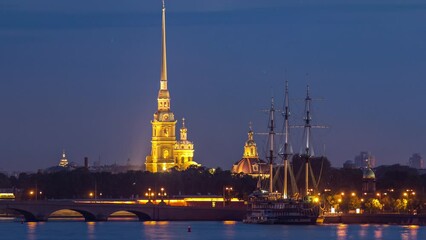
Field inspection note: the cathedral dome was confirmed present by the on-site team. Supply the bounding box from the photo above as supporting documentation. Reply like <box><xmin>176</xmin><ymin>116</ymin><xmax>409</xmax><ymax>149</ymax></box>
<box><xmin>363</xmin><ymin>167</ymin><xmax>376</xmax><ymax>179</ymax></box>
<box><xmin>232</xmin><ymin>158</ymin><xmax>269</xmax><ymax>175</ymax></box>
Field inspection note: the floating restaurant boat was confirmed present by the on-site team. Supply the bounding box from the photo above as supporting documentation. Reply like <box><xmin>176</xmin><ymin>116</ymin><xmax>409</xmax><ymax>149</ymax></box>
<box><xmin>244</xmin><ymin>83</ymin><xmax>324</xmax><ymax>225</ymax></box>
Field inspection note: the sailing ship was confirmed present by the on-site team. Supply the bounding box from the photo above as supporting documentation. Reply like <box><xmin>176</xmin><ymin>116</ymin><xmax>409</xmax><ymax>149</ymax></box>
<box><xmin>244</xmin><ymin>83</ymin><xmax>324</xmax><ymax>224</ymax></box>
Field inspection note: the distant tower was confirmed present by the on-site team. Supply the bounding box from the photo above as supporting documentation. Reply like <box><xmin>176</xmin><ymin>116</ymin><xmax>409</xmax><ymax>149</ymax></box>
<box><xmin>243</xmin><ymin>125</ymin><xmax>258</xmax><ymax>158</ymax></box>
<box><xmin>58</xmin><ymin>150</ymin><xmax>69</xmax><ymax>167</ymax></box>
<box><xmin>354</xmin><ymin>151</ymin><xmax>376</xmax><ymax>168</ymax></box>
<box><xmin>408</xmin><ymin>153</ymin><xmax>423</xmax><ymax>169</ymax></box>
<box><xmin>174</xmin><ymin>118</ymin><xmax>198</xmax><ymax>170</ymax></box>
<box><xmin>145</xmin><ymin>1</ymin><xmax>197</xmax><ymax>172</ymax></box>
<box><xmin>232</xmin><ymin>125</ymin><xmax>268</xmax><ymax>176</ymax></box>
<box><xmin>362</xmin><ymin>160</ymin><xmax>376</xmax><ymax>194</ymax></box>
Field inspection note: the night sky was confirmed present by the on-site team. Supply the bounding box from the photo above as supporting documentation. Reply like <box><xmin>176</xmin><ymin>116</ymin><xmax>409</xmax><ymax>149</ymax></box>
<box><xmin>1</xmin><ymin>0</ymin><xmax>425</xmax><ymax>172</ymax></box>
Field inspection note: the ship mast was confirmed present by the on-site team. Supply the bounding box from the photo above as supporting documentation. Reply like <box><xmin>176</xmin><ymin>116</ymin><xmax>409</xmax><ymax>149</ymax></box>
<box><xmin>268</xmin><ymin>97</ymin><xmax>275</xmax><ymax>193</ymax></box>
<box><xmin>303</xmin><ymin>85</ymin><xmax>312</xmax><ymax>196</ymax></box>
<box><xmin>282</xmin><ymin>81</ymin><xmax>292</xmax><ymax>199</ymax></box>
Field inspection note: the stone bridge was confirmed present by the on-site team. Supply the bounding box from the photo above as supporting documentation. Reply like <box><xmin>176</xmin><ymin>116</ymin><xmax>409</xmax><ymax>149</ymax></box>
<box><xmin>0</xmin><ymin>200</ymin><xmax>245</xmax><ymax>222</ymax></box>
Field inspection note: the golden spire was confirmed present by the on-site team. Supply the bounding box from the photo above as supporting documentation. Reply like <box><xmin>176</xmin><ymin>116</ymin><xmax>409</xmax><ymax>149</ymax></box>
<box><xmin>156</xmin><ymin>0</ymin><xmax>171</xmax><ymax>113</ymax></box>
<box><xmin>160</xmin><ymin>0</ymin><xmax>167</xmax><ymax>89</ymax></box>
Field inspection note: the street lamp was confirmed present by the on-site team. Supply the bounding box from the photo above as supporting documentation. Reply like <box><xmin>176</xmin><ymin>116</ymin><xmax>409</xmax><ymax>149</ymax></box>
<box><xmin>145</xmin><ymin>188</ymin><xmax>154</xmax><ymax>204</ymax></box>
<box><xmin>223</xmin><ymin>186</ymin><xmax>233</xmax><ymax>207</ymax></box>
<box><xmin>158</xmin><ymin>187</ymin><xmax>167</xmax><ymax>205</ymax></box>
<box><xmin>29</xmin><ymin>190</ymin><xmax>34</xmax><ymax>200</ymax></box>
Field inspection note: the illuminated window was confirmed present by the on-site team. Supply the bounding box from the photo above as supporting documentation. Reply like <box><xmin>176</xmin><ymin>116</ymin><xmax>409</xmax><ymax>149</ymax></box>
<box><xmin>163</xmin><ymin>149</ymin><xmax>169</xmax><ymax>159</ymax></box>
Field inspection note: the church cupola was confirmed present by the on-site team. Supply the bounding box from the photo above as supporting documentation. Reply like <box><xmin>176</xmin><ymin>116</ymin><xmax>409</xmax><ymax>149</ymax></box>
<box><xmin>243</xmin><ymin>125</ymin><xmax>258</xmax><ymax>158</ymax></box>
<box><xmin>58</xmin><ymin>150</ymin><xmax>69</xmax><ymax>167</ymax></box>
<box><xmin>180</xmin><ymin>118</ymin><xmax>188</xmax><ymax>141</ymax></box>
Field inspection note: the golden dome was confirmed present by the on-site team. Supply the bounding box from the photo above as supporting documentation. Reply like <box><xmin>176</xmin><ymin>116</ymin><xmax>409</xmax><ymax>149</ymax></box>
<box><xmin>232</xmin><ymin>158</ymin><xmax>269</xmax><ymax>175</ymax></box>
<box><xmin>363</xmin><ymin>167</ymin><xmax>376</xmax><ymax>179</ymax></box>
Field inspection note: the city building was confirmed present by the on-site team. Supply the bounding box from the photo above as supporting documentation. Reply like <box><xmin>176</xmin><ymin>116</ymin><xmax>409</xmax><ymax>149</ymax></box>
<box><xmin>408</xmin><ymin>153</ymin><xmax>423</xmax><ymax>169</ymax></box>
<box><xmin>145</xmin><ymin>2</ymin><xmax>198</xmax><ymax>173</ymax></box>
<box><xmin>58</xmin><ymin>150</ymin><xmax>69</xmax><ymax>167</ymax></box>
<box><xmin>354</xmin><ymin>151</ymin><xmax>376</xmax><ymax>168</ymax></box>
<box><xmin>232</xmin><ymin>127</ymin><xmax>268</xmax><ymax>176</ymax></box>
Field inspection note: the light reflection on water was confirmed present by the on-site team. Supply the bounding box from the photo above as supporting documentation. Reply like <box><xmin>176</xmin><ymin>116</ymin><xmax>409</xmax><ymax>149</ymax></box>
<box><xmin>336</xmin><ymin>224</ymin><xmax>348</xmax><ymax>240</ymax></box>
<box><xmin>401</xmin><ymin>225</ymin><xmax>419</xmax><ymax>240</ymax></box>
<box><xmin>359</xmin><ymin>223</ymin><xmax>369</xmax><ymax>238</ymax></box>
<box><xmin>86</xmin><ymin>221</ymin><xmax>96</xmax><ymax>240</ymax></box>
<box><xmin>373</xmin><ymin>225</ymin><xmax>385</xmax><ymax>239</ymax></box>
<box><xmin>0</xmin><ymin>220</ymin><xmax>424</xmax><ymax>240</ymax></box>
<box><xmin>26</xmin><ymin>222</ymin><xmax>38</xmax><ymax>240</ymax></box>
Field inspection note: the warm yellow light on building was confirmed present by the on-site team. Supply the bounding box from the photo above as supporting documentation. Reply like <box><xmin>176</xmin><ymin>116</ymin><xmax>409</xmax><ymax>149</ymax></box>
<box><xmin>351</xmin><ymin>192</ymin><xmax>356</xmax><ymax>197</ymax></box>
<box><xmin>0</xmin><ymin>193</ymin><xmax>15</xmax><ymax>199</ymax></box>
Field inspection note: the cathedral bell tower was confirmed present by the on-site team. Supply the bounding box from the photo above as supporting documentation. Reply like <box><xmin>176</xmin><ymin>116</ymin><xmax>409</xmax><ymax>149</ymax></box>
<box><xmin>174</xmin><ymin>118</ymin><xmax>197</xmax><ymax>170</ymax></box>
<box><xmin>145</xmin><ymin>1</ymin><xmax>177</xmax><ymax>173</ymax></box>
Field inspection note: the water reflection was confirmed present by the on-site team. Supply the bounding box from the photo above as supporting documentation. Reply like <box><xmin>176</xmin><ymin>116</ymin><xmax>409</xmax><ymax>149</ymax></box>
<box><xmin>336</xmin><ymin>224</ymin><xmax>348</xmax><ymax>240</ymax></box>
<box><xmin>374</xmin><ymin>225</ymin><xmax>383</xmax><ymax>239</ymax></box>
<box><xmin>223</xmin><ymin>221</ymin><xmax>237</xmax><ymax>225</ymax></box>
<box><xmin>86</xmin><ymin>222</ymin><xmax>96</xmax><ymax>240</ymax></box>
<box><xmin>26</xmin><ymin>222</ymin><xmax>38</xmax><ymax>240</ymax></box>
<box><xmin>223</xmin><ymin>221</ymin><xmax>237</xmax><ymax>239</ymax></box>
<box><xmin>401</xmin><ymin>225</ymin><xmax>419</xmax><ymax>240</ymax></box>
<box><xmin>0</xmin><ymin>221</ymin><xmax>423</xmax><ymax>240</ymax></box>
<box><xmin>143</xmin><ymin>221</ymin><xmax>169</xmax><ymax>226</ymax></box>
<box><xmin>142</xmin><ymin>221</ymin><xmax>173</xmax><ymax>240</ymax></box>
<box><xmin>358</xmin><ymin>224</ymin><xmax>369</xmax><ymax>238</ymax></box>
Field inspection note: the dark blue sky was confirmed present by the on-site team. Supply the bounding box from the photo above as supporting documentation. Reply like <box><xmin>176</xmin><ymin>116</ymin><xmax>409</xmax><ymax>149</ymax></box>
<box><xmin>1</xmin><ymin>0</ymin><xmax>425</xmax><ymax>171</ymax></box>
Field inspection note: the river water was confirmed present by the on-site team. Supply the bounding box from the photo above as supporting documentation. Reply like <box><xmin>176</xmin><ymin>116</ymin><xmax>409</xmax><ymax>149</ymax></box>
<box><xmin>0</xmin><ymin>219</ymin><xmax>424</xmax><ymax>240</ymax></box>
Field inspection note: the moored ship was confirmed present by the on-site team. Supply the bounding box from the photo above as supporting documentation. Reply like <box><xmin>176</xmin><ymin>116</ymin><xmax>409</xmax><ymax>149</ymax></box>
<box><xmin>244</xmin><ymin>83</ymin><xmax>324</xmax><ymax>224</ymax></box>
<box><xmin>244</xmin><ymin>191</ymin><xmax>321</xmax><ymax>224</ymax></box>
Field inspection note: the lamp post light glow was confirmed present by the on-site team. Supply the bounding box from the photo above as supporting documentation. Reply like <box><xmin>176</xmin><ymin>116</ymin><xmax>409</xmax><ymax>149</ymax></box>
<box><xmin>158</xmin><ymin>187</ymin><xmax>167</xmax><ymax>203</ymax></box>
<box><xmin>29</xmin><ymin>190</ymin><xmax>34</xmax><ymax>200</ymax></box>
<box><xmin>223</xmin><ymin>186</ymin><xmax>233</xmax><ymax>207</ymax></box>
<box><xmin>146</xmin><ymin>188</ymin><xmax>153</xmax><ymax>203</ymax></box>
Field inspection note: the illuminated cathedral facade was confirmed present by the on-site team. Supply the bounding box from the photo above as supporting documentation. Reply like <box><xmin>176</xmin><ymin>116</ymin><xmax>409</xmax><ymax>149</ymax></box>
<box><xmin>232</xmin><ymin>127</ymin><xmax>269</xmax><ymax>176</ymax></box>
<box><xmin>145</xmin><ymin>2</ymin><xmax>198</xmax><ymax>173</ymax></box>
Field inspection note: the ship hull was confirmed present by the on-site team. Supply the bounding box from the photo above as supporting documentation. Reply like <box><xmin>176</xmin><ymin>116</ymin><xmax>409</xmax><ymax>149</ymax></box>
<box><xmin>244</xmin><ymin>198</ymin><xmax>321</xmax><ymax>225</ymax></box>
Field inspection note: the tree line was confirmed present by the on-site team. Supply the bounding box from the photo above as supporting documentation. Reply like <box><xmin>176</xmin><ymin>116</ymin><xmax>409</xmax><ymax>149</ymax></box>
<box><xmin>0</xmin><ymin>160</ymin><xmax>425</xmax><ymax>210</ymax></box>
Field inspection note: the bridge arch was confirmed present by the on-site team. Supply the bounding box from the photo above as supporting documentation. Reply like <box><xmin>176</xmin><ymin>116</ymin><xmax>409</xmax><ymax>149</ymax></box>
<box><xmin>46</xmin><ymin>209</ymin><xmax>97</xmax><ymax>222</ymax></box>
<box><xmin>107</xmin><ymin>210</ymin><xmax>151</xmax><ymax>221</ymax></box>
<box><xmin>9</xmin><ymin>208</ymin><xmax>38</xmax><ymax>222</ymax></box>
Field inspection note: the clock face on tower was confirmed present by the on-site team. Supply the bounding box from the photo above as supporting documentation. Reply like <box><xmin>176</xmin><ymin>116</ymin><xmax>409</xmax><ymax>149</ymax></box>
<box><xmin>163</xmin><ymin>114</ymin><xmax>169</xmax><ymax>121</ymax></box>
